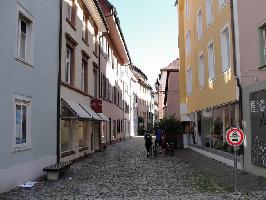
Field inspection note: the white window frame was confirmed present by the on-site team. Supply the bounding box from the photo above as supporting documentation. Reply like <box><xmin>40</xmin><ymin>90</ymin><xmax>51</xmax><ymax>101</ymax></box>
<box><xmin>186</xmin><ymin>30</ymin><xmax>191</xmax><ymax>54</ymax></box>
<box><xmin>198</xmin><ymin>53</ymin><xmax>205</xmax><ymax>88</ymax></box>
<box><xmin>220</xmin><ymin>25</ymin><xmax>231</xmax><ymax>72</ymax></box>
<box><xmin>197</xmin><ymin>8</ymin><xmax>203</xmax><ymax>40</ymax></box>
<box><xmin>65</xmin><ymin>47</ymin><xmax>72</xmax><ymax>84</ymax></box>
<box><xmin>16</xmin><ymin>3</ymin><xmax>34</xmax><ymax>65</ymax></box>
<box><xmin>185</xmin><ymin>0</ymin><xmax>190</xmax><ymax>18</ymax></box>
<box><xmin>13</xmin><ymin>94</ymin><xmax>31</xmax><ymax>152</ymax></box>
<box><xmin>207</xmin><ymin>41</ymin><xmax>216</xmax><ymax>80</ymax></box>
<box><xmin>186</xmin><ymin>67</ymin><xmax>192</xmax><ymax>95</ymax></box>
<box><xmin>262</xmin><ymin>28</ymin><xmax>266</xmax><ymax>65</ymax></box>
<box><xmin>206</xmin><ymin>0</ymin><xmax>213</xmax><ymax>27</ymax></box>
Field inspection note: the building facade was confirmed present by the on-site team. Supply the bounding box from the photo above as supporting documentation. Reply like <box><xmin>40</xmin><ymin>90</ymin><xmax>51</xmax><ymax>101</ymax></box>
<box><xmin>0</xmin><ymin>0</ymin><xmax>59</xmax><ymax>192</ymax></box>
<box><xmin>178</xmin><ymin>0</ymin><xmax>240</xmax><ymax>156</ymax></box>
<box><xmin>232</xmin><ymin>0</ymin><xmax>266</xmax><ymax>177</ymax></box>
<box><xmin>59</xmin><ymin>0</ymin><xmax>108</xmax><ymax>162</ymax></box>
<box><xmin>98</xmin><ymin>0</ymin><xmax>132</xmax><ymax>143</ymax></box>
<box><xmin>157</xmin><ymin>59</ymin><xmax>180</xmax><ymax>120</ymax></box>
<box><xmin>130</xmin><ymin>65</ymin><xmax>154</xmax><ymax>135</ymax></box>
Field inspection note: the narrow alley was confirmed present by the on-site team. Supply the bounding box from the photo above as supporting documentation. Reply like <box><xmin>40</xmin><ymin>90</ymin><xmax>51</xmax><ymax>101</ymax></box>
<box><xmin>1</xmin><ymin>137</ymin><xmax>266</xmax><ymax>200</ymax></box>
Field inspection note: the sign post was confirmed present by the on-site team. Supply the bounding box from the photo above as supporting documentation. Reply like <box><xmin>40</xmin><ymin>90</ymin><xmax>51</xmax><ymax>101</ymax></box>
<box><xmin>226</xmin><ymin>127</ymin><xmax>244</xmax><ymax>194</ymax></box>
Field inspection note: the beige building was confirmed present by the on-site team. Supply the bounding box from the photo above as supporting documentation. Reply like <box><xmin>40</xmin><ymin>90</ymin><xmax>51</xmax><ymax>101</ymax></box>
<box><xmin>59</xmin><ymin>0</ymin><xmax>108</xmax><ymax>162</ymax></box>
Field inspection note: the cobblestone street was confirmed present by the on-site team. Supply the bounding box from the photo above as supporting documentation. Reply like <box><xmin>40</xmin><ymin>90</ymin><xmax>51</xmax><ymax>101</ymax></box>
<box><xmin>1</xmin><ymin>137</ymin><xmax>266</xmax><ymax>200</ymax></box>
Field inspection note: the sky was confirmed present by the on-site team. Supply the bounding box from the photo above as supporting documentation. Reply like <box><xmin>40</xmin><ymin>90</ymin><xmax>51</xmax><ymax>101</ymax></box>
<box><xmin>109</xmin><ymin>0</ymin><xmax>179</xmax><ymax>87</ymax></box>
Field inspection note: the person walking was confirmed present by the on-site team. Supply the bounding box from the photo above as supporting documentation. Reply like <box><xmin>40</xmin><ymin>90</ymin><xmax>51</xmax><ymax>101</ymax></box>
<box><xmin>144</xmin><ymin>132</ymin><xmax>153</xmax><ymax>157</ymax></box>
<box><xmin>155</xmin><ymin>126</ymin><xmax>162</xmax><ymax>146</ymax></box>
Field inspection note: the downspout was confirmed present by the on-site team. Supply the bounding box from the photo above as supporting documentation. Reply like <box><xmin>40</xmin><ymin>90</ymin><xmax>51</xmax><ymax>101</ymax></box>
<box><xmin>230</xmin><ymin>0</ymin><xmax>244</xmax><ymax>168</ymax></box>
<box><xmin>230</xmin><ymin>1</ymin><xmax>243</xmax><ymax>130</ymax></box>
<box><xmin>98</xmin><ymin>32</ymin><xmax>107</xmax><ymax>151</ymax></box>
<box><xmin>57</xmin><ymin>0</ymin><xmax>63</xmax><ymax>163</ymax></box>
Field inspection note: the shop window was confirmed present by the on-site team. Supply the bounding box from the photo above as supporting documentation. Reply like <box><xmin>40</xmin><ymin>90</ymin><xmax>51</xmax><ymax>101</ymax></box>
<box><xmin>78</xmin><ymin>121</ymin><xmax>86</xmax><ymax>148</ymax></box>
<box><xmin>61</xmin><ymin>120</ymin><xmax>73</xmax><ymax>152</ymax></box>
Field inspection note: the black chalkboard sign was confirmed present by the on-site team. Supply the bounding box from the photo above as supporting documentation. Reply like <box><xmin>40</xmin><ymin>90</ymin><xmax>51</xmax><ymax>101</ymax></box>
<box><xmin>250</xmin><ymin>90</ymin><xmax>266</xmax><ymax>167</ymax></box>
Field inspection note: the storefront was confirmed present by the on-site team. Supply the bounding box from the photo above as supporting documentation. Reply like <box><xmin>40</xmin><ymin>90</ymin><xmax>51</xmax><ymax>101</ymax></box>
<box><xmin>60</xmin><ymin>99</ymin><xmax>103</xmax><ymax>162</ymax></box>
<box><xmin>192</xmin><ymin>103</ymin><xmax>240</xmax><ymax>154</ymax></box>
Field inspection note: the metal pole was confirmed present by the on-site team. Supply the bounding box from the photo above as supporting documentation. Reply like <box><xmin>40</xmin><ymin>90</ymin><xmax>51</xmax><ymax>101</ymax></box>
<box><xmin>234</xmin><ymin>146</ymin><xmax>237</xmax><ymax>193</ymax></box>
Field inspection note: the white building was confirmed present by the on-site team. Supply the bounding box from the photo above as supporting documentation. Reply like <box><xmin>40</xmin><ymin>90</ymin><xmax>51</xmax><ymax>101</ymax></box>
<box><xmin>0</xmin><ymin>0</ymin><xmax>60</xmax><ymax>192</ymax></box>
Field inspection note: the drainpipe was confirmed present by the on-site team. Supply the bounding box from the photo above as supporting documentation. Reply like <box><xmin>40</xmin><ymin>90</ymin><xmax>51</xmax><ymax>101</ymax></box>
<box><xmin>230</xmin><ymin>1</ymin><xmax>243</xmax><ymax>130</ymax></box>
<box><xmin>57</xmin><ymin>0</ymin><xmax>63</xmax><ymax>163</ymax></box>
<box><xmin>97</xmin><ymin>32</ymin><xmax>109</xmax><ymax>151</ymax></box>
<box><xmin>230</xmin><ymin>0</ymin><xmax>244</xmax><ymax>168</ymax></box>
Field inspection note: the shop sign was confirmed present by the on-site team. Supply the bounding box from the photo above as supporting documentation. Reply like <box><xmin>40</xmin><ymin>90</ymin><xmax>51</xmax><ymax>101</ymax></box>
<box><xmin>91</xmin><ymin>98</ymin><xmax>102</xmax><ymax>113</ymax></box>
<box><xmin>250</xmin><ymin>90</ymin><xmax>266</xmax><ymax>167</ymax></box>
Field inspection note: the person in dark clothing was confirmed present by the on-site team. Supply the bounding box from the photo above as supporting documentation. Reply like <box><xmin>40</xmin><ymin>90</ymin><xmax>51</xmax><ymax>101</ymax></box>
<box><xmin>144</xmin><ymin>132</ymin><xmax>153</xmax><ymax>157</ymax></box>
<box><xmin>155</xmin><ymin>126</ymin><xmax>162</xmax><ymax>146</ymax></box>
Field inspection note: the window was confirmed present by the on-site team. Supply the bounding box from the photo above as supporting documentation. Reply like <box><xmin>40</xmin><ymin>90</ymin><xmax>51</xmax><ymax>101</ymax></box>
<box><xmin>185</xmin><ymin>0</ymin><xmax>189</xmax><ymax>18</ymax></box>
<box><xmin>198</xmin><ymin>54</ymin><xmax>205</xmax><ymax>88</ymax></box>
<box><xmin>14</xmin><ymin>95</ymin><xmax>31</xmax><ymax>149</ymax></box>
<box><xmin>206</xmin><ymin>0</ymin><xmax>213</xmax><ymax>26</ymax></box>
<box><xmin>65</xmin><ymin>47</ymin><xmax>72</xmax><ymax>84</ymax></box>
<box><xmin>82</xmin><ymin>13</ymin><xmax>88</xmax><ymax>43</ymax></box>
<box><xmin>93</xmin><ymin>69</ymin><xmax>98</xmax><ymax>98</ymax></box>
<box><xmin>66</xmin><ymin>0</ymin><xmax>76</xmax><ymax>27</ymax></box>
<box><xmin>78</xmin><ymin>121</ymin><xmax>86</xmax><ymax>148</ymax></box>
<box><xmin>65</xmin><ymin>34</ymin><xmax>77</xmax><ymax>85</ymax></box>
<box><xmin>260</xmin><ymin>27</ymin><xmax>266</xmax><ymax>66</ymax></box>
<box><xmin>186</xmin><ymin>31</ymin><xmax>191</xmax><ymax>54</ymax></box>
<box><xmin>94</xmin><ymin>30</ymin><xmax>98</xmax><ymax>56</ymax></box>
<box><xmin>197</xmin><ymin>9</ymin><xmax>203</xmax><ymax>40</ymax></box>
<box><xmin>208</xmin><ymin>42</ymin><xmax>215</xmax><ymax>80</ymax></box>
<box><xmin>81</xmin><ymin>59</ymin><xmax>88</xmax><ymax>92</ymax></box>
<box><xmin>61</xmin><ymin>120</ymin><xmax>72</xmax><ymax>152</ymax></box>
<box><xmin>186</xmin><ymin>67</ymin><xmax>192</xmax><ymax>95</ymax></box>
<box><xmin>221</xmin><ymin>27</ymin><xmax>230</xmax><ymax>72</ymax></box>
<box><xmin>66</xmin><ymin>0</ymin><xmax>72</xmax><ymax>20</ymax></box>
<box><xmin>219</xmin><ymin>0</ymin><xmax>226</xmax><ymax>9</ymax></box>
<box><xmin>17</xmin><ymin>4</ymin><xmax>34</xmax><ymax>64</ymax></box>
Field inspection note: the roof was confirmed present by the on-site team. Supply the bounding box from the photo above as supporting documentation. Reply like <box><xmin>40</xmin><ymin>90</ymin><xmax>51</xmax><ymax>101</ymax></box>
<box><xmin>130</xmin><ymin>65</ymin><xmax>148</xmax><ymax>80</ymax></box>
<box><xmin>98</xmin><ymin>0</ymin><xmax>131</xmax><ymax>65</ymax></box>
<box><xmin>160</xmin><ymin>58</ymin><xmax>180</xmax><ymax>72</ymax></box>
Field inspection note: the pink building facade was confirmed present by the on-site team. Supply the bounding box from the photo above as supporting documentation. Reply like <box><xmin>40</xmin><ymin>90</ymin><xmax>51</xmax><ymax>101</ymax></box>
<box><xmin>158</xmin><ymin>59</ymin><xmax>180</xmax><ymax>120</ymax></box>
<box><xmin>233</xmin><ymin>0</ymin><xmax>266</xmax><ymax>177</ymax></box>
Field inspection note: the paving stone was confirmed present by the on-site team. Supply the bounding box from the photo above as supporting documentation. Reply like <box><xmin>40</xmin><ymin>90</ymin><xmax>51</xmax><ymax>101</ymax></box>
<box><xmin>1</xmin><ymin>137</ymin><xmax>266</xmax><ymax>199</ymax></box>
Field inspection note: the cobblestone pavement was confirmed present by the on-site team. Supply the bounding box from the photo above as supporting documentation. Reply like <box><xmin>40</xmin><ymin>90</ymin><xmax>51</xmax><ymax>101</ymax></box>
<box><xmin>1</xmin><ymin>137</ymin><xmax>266</xmax><ymax>200</ymax></box>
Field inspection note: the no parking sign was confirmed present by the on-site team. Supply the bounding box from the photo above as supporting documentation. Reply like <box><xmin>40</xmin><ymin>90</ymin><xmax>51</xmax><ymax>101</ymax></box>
<box><xmin>226</xmin><ymin>128</ymin><xmax>244</xmax><ymax>147</ymax></box>
<box><xmin>226</xmin><ymin>127</ymin><xmax>244</xmax><ymax>194</ymax></box>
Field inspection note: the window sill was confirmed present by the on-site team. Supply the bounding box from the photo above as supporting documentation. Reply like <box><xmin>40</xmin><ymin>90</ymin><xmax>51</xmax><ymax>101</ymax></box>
<box><xmin>82</xmin><ymin>38</ymin><xmax>89</xmax><ymax>47</ymax></box>
<box><xmin>93</xmin><ymin>51</ymin><xmax>98</xmax><ymax>58</ymax></box>
<box><xmin>15</xmin><ymin>57</ymin><xmax>33</xmax><ymax>68</ymax></box>
<box><xmin>258</xmin><ymin>64</ymin><xmax>266</xmax><ymax>69</ymax></box>
<box><xmin>79</xmin><ymin>146</ymin><xmax>88</xmax><ymax>152</ymax></box>
<box><xmin>12</xmin><ymin>145</ymin><xmax>32</xmax><ymax>153</ymax></box>
<box><xmin>61</xmin><ymin>150</ymin><xmax>75</xmax><ymax>158</ymax></box>
<box><xmin>207</xmin><ymin>21</ymin><xmax>213</xmax><ymax>29</ymax></box>
<box><xmin>66</xmin><ymin>18</ymin><xmax>76</xmax><ymax>31</ymax></box>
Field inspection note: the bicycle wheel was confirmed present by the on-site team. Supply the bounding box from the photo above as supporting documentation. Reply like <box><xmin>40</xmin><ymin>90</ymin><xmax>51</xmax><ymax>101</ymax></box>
<box><xmin>153</xmin><ymin>146</ymin><xmax>158</xmax><ymax>157</ymax></box>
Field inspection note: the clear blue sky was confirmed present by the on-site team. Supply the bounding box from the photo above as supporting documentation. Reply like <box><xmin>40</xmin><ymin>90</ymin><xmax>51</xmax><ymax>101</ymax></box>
<box><xmin>109</xmin><ymin>0</ymin><xmax>179</xmax><ymax>86</ymax></box>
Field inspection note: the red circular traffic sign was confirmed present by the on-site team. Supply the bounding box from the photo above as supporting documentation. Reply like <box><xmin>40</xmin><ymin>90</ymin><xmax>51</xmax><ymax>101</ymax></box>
<box><xmin>226</xmin><ymin>128</ymin><xmax>244</xmax><ymax>146</ymax></box>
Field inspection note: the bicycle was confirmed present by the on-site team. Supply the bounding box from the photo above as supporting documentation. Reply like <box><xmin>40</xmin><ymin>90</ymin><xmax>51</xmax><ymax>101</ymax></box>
<box><xmin>166</xmin><ymin>142</ymin><xmax>174</xmax><ymax>156</ymax></box>
<box><xmin>152</xmin><ymin>142</ymin><xmax>159</xmax><ymax>157</ymax></box>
